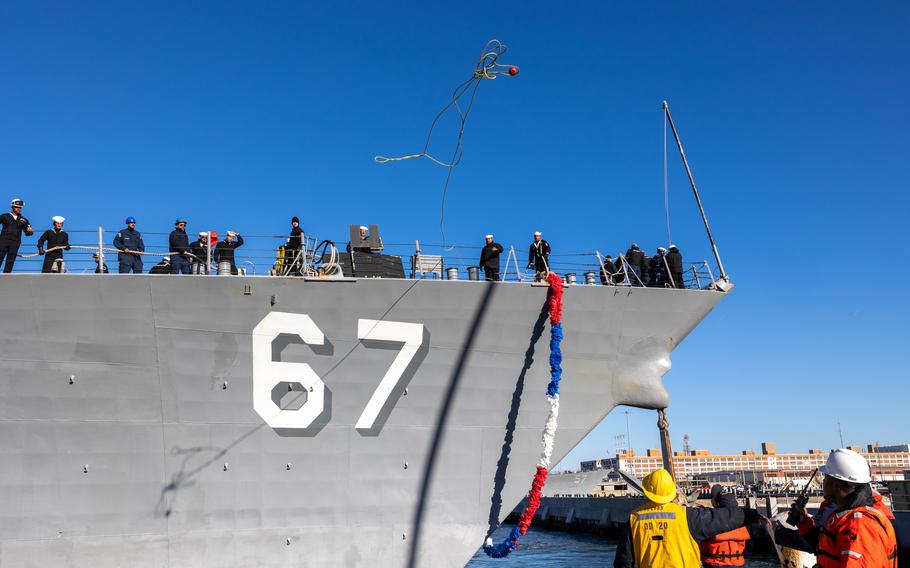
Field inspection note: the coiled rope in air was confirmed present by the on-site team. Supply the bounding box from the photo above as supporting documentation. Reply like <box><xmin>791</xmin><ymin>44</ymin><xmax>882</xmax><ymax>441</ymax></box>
<box><xmin>484</xmin><ymin>272</ymin><xmax>565</xmax><ymax>558</ymax></box>
<box><xmin>374</xmin><ymin>39</ymin><xmax>518</xmax><ymax>243</ymax></box>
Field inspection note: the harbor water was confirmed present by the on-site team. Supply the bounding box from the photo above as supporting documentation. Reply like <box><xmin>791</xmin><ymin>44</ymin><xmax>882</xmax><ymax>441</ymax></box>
<box><xmin>467</xmin><ymin>525</ymin><xmax>778</xmax><ymax>567</ymax></box>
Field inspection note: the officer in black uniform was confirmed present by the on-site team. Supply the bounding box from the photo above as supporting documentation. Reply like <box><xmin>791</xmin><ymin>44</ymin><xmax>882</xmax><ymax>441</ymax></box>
<box><xmin>214</xmin><ymin>231</ymin><xmax>244</xmax><ymax>275</ymax></box>
<box><xmin>37</xmin><ymin>216</ymin><xmax>71</xmax><ymax>273</ymax></box>
<box><xmin>190</xmin><ymin>231</ymin><xmax>210</xmax><ymax>274</ymax></box>
<box><xmin>169</xmin><ymin>219</ymin><xmax>192</xmax><ymax>274</ymax></box>
<box><xmin>600</xmin><ymin>255</ymin><xmax>617</xmax><ymax>285</ymax></box>
<box><xmin>0</xmin><ymin>198</ymin><xmax>34</xmax><ymax>273</ymax></box>
<box><xmin>285</xmin><ymin>216</ymin><xmax>303</xmax><ymax>274</ymax></box>
<box><xmin>667</xmin><ymin>245</ymin><xmax>684</xmax><ymax>288</ymax></box>
<box><xmin>113</xmin><ymin>216</ymin><xmax>145</xmax><ymax>274</ymax></box>
<box><xmin>527</xmin><ymin>231</ymin><xmax>551</xmax><ymax>278</ymax></box>
<box><xmin>640</xmin><ymin>250</ymin><xmax>651</xmax><ymax>287</ymax></box>
<box><xmin>92</xmin><ymin>253</ymin><xmax>109</xmax><ymax>274</ymax></box>
<box><xmin>149</xmin><ymin>257</ymin><xmax>171</xmax><ymax>274</ymax></box>
<box><xmin>625</xmin><ymin>243</ymin><xmax>644</xmax><ymax>286</ymax></box>
<box><xmin>650</xmin><ymin>247</ymin><xmax>670</xmax><ymax>287</ymax></box>
<box><xmin>479</xmin><ymin>234</ymin><xmax>503</xmax><ymax>281</ymax></box>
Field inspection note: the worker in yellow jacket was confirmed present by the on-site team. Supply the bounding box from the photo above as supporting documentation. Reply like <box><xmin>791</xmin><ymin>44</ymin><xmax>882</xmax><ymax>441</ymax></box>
<box><xmin>614</xmin><ymin>469</ymin><xmax>745</xmax><ymax>568</ymax></box>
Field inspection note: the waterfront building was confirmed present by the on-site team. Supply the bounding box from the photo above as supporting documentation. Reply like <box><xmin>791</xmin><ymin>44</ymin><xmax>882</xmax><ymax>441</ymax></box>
<box><xmin>579</xmin><ymin>441</ymin><xmax>910</xmax><ymax>482</ymax></box>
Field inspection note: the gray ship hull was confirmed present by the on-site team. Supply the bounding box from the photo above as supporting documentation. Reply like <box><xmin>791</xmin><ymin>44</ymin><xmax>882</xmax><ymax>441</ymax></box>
<box><xmin>0</xmin><ymin>275</ymin><xmax>724</xmax><ymax>567</ymax></box>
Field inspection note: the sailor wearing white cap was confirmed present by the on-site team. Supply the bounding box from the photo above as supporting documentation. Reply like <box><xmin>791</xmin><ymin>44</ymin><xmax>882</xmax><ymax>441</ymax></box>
<box><xmin>37</xmin><ymin>216</ymin><xmax>71</xmax><ymax>273</ymax></box>
<box><xmin>214</xmin><ymin>230</ymin><xmax>244</xmax><ymax>275</ymax></box>
<box><xmin>190</xmin><ymin>231</ymin><xmax>212</xmax><ymax>274</ymax></box>
<box><xmin>479</xmin><ymin>234</ymin><xmax>503</xmax><ymax>281</ymax></box>
<box><xmin>527</xmin><ymin>231</ymin><xmax>551</xmax><ymax>278</ymax></box>
<box><xmin>650</xmin><ymin>246</ymin><xmax>670</xmax><ymax>287</ymax></box>
<box><xmin>0</xmin><ymin>198</ymin><xmax>34</xmax><ymax>272</ymax></box>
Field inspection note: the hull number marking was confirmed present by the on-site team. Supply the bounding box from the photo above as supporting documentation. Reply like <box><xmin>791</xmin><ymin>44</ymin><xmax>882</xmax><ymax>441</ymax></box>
<box><xmin>252</xmin><ymin>312</ymin><xmax>424</xmax><ymax>431</ymax></box>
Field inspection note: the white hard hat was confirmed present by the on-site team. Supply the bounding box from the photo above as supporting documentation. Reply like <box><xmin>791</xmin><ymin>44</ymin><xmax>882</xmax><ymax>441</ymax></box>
<box><xmin>199</xmin><ymin>231</ymin><xmax>207</xmax><ymax>237</ymax></box>
<box><xmin>10</xmin><ymin>198</ymin><xmax>24</xmax><ymax>207</ymax></box>
<box><xmin>533</xmin><ymin>231</ymin><xmax>542</xmax><ymax>236</ymax></box>
<box><xmin>485</xmin><ymin>234</ymin><xmax>493</xmax><ymax>239</ymax></box>
<box><xmin>359</xmin><ymin>225</ymin><xmax>368</xmax><ymax>231</ymax></box>
<box><xmin>658</xmin><ymin>247</ymin><xmax>667</xmax><ymax>253</ymax></box>
<box><xmin>52</xmin><ymin>215</ymin><xmax>65</xmax><ymax>224</ymax></box>
<box><xmin>819</xmin><ymin>448</ymin><xmax>872</xmax><ymax>484</ymax></box>
<box><xmin>227</xmin><ymin>230</ymin><xmax>237</xmax><ymax>237</ymax></box>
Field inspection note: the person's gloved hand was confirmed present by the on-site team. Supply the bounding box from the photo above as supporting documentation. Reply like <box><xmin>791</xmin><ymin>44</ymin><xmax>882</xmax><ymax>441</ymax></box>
<box><xmin>527</xmin><ymin>263</ymin><xmax>534</xmax><ymax>269</ymax></box>
<box><xmin>38</xmin><ymin>248</ymin><xmax>45</xmax><ymax>256</ymax></box>
<box><xmin>65</xmin><ymin>245</ymin><xmax>71</xmax><ymax>251</ymax></box>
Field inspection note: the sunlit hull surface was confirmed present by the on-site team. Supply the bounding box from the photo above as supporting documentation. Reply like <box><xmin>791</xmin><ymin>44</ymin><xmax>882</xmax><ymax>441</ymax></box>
<box><xmin>0</xmin><ymin>275</ymin><xmax>725</xmax><ymax>567</ymax></box>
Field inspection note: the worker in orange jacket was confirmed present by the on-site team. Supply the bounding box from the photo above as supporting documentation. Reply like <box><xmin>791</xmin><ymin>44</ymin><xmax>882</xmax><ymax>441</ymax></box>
<box><xmin>775</xmin><ymin>448</ymin><xmax>897</xmax><ymax>567</ymax></box>
<box><xmin>699</xmin><ymin>485</ymin><xmax>751</xmax><ymax>566</ymax></box>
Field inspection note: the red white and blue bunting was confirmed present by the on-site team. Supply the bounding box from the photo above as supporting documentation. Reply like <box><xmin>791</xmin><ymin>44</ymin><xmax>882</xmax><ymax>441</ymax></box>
<box><xmin>484</xmin><ymin>272</ymin><xmax>564</xmax><ymax>558</ymax></box>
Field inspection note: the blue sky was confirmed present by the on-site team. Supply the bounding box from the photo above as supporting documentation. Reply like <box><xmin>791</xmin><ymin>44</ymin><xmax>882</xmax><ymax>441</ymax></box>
<box><xmin>2</xmin><ymin>2</ymin><xmax>908</xmax><ymax>467</ymax></box>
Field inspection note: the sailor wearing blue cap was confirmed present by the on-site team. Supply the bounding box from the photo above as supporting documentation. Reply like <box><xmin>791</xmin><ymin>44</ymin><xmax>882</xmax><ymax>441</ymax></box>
<box><xmin>113</xmin><ymin>216</ymin><xmax>145</xmax><ymax>273</ymax></box>
<box><xmin>169</xmin><ymin>218</ymin><xmax>192</xmax><ymax>274</ymax></box>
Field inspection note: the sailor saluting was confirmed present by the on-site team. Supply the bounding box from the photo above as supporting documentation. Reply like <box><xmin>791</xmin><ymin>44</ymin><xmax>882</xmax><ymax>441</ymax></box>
<box><xmin>0</xmin><ymin>198</ymin><xmax>34</xmax><ymax>273</ymax></box>
<box><xmin>527</xmin><ymin>230</ymin><xmax>551</xmax><ymax>278</ymax></box>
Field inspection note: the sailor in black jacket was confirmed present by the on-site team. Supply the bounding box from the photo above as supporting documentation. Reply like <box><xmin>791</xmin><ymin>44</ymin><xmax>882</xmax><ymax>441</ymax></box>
<box><xmin>37</xmin><ymin>216</ymin><xmax>71</xmax><ymax>273</ymax></box>
<box><xmin>527</xmin><ymin>231</ymin><xmax>551</xmax><ymax>276</ymax></box>
<box><xmin>113</xmin><ymin>217</ymin><xmax>145</xmax><ymax>274</ymax></box>
<box><xmin>213</xmin><ymin>231</ymin><xmax>244</xmax><ymax>275</ymax></box>
<box><xmin>168</xmin><ymin>219</ymin><xmax>192</xmax><ymax>274</ymax></box>
<box><xmin>625</xmin><ymin>243</ymin><xmax>644</xmax><ymax>286</ymax></box>
<box><xmin>0</xmin><ymin>198</ymin><xmax>34</xmax><ymax>273</ymax></box>
<box><xmin>479</xmin><ymin>234</ymin><xmax>503</xmax><ymax>281</ymax></box>
<box><xmin>189</xmin><ymin>232</ymin><xmax>210</xmax><ymax>274</ymax></box>
<box><xmin>667</xmin><ymin>245</ymin><xmax>684</xmax><ymax>288</ymax></box>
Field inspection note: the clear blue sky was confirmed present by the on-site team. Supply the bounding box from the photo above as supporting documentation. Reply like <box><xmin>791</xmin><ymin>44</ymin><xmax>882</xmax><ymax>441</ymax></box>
<box><xmin>2</xmin><ymin>2</ymin><xmax>908</xmax><ymax>467</ymax></box>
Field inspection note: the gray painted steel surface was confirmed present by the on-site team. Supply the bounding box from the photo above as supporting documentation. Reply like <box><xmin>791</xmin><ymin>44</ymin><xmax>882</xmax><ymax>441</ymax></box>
<box><xmin>0</xmin><ymin>275</ymin><xmax>725</xmax><ymax>567</ymax></box>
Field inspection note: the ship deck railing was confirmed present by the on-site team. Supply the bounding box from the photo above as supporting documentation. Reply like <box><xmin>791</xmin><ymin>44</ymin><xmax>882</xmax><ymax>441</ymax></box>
<box><xmin>5</xmin><ymin>229</ymin><xmax>726</xmax><ymax>291</ymax></box>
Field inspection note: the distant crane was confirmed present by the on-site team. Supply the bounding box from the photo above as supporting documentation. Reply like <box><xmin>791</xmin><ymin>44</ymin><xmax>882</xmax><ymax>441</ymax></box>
<box><xmin>683</xmin><ymin>434</ymin><xmax>691</xmax><ymax>455</ymax></box>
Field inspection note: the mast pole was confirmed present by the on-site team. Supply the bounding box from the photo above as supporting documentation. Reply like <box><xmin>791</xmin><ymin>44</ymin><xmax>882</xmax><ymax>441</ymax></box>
<box><xmin>662</xmin><ymin>101</ymin><xmax>728</xmax><ymax>281</ymax></box>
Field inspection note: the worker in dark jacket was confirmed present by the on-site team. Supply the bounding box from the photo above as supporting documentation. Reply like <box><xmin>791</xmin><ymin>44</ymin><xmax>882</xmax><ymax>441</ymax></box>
<box><xmin>37</xmin><ymin>216</ymin><xmax>71</xmax><ymax>273</ymax></box>
<box><xmin>600</xmin><ymin>255</ymin><xmax>617</xmax><ymax>285</ymax></box>
<box><xmin>113</xmin><ymin>216</ymin><xmax>145</xmax><ymax>274</ymax></box>
<box><xmin>189</xmin><ymin>231</ymin><xmax>210</xmax><ymax>274</ymax></box>
<box><xmin>149</xmin><ymin>257</ymin><xmax>171</xmax><ymax>274</ymax></box>
<box><xmin>667</xmin><ymin>245</ymin><xmax>684</xmax><ymax>288</ymax></box>
<box><xmin>0</xmin><ymin>198</ymin><xmax>34</xmax><ymax>273</ymax></box>
<box><xmin>640</xmin><ymin>251</ymin><xmax>652</xmax><ymax>286</ymax></box>
<box><xmin>214</xmin><ymin>231</ymin><xmax>244</xmax><ymax>275</ymax></box>
<box><xmin>527</xmin><ymin>231</ymin><xmax>551</xmax><ymax>277</ymax></box>
<box><xmin>92</xmin><ymin>253</ymin><xmax>109</xmax><ymax>274</ymax></box>
<box><xmin>649</xmin><ymin>247</ymin><xmax>670</xmax><ymax>287</ymax></box>
<box><xmin>479</xmin><ymin>234</ymin><xmax>503</xmax><ymax>281</ymax></box>
<box><xmin>285</xmin><ymin>217</ymin><xmax>303</xmax><ymax>274</ymax></box>
<box><xmin>625</xmin><ymin>244</ymin><xmax>644</xmax><ymax>286</ymax></box>
<box><xmin>169</xmin><ymin>219</ymin><xmax>192</xmax><ymax>274</ymax></box>
<box><xmin>614</xmin><ymin>469</ymin><xmax>745</xmax><ymax>568</ymax></box>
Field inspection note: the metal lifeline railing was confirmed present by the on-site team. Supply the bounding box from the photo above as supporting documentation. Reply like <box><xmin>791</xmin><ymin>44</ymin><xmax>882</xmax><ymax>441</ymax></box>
<box><xmin>3</xmin><ymin>227</ymin><xmax>726</xmax><ymax>290</ymax></box>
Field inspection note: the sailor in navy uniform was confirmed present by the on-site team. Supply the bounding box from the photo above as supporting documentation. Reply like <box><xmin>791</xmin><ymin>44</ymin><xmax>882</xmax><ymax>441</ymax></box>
<box><xmin>0</xmin><ymin>198</ymin><xmax>34</xmax><ymax>273</ymax></box>
<box><xmin>37</xmin><ymin>216</ymin><xmax>70</xmax><ymax>273</ymax></box>
<box><xmin>527</xmin><ymin>231</ymin><xmax>551</xmax><ymax>278</ymax></box>
<box><xmin>479</xmin><ymin>234</ymin><xmax>503</xmax><ymax>281</ymax></box>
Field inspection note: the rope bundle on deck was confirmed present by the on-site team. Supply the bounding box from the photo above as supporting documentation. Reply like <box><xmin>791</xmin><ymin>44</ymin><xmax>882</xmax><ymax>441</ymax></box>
<box><xmin>484</xmin><ymin>272</ymin><xmax>564</xmax><ymax>558</ymax></box>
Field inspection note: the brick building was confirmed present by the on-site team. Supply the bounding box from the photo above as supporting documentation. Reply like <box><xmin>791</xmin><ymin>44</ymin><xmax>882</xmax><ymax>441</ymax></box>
<box><xmin>579</xmin><ymin>441</ymin><xmax>910</xmax><ymax>482</ymax></box>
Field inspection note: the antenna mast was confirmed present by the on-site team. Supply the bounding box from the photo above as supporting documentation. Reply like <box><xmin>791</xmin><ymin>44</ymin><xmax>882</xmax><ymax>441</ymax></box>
<box><xmin>662</xmin><ymin>101</ymin><xmax>728</xmax><ymax>281</ymax></box>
